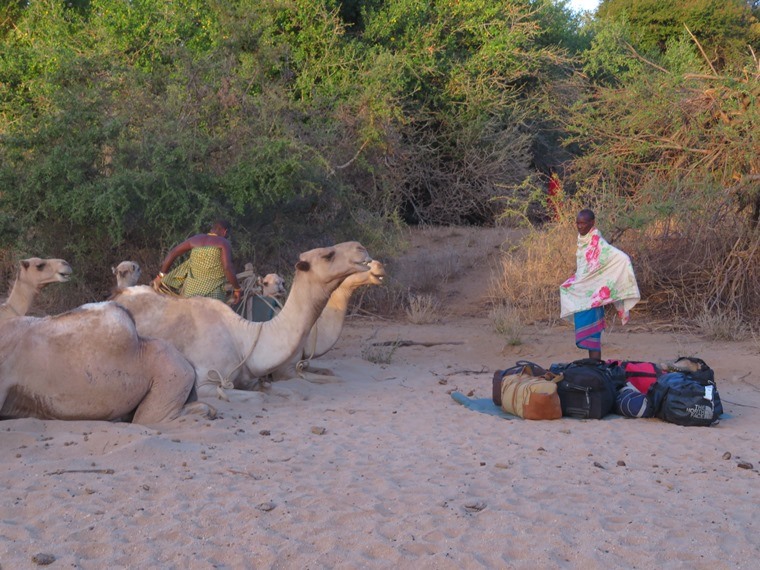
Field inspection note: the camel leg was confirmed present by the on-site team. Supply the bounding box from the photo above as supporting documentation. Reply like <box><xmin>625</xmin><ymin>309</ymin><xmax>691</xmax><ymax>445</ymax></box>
<box><xmin>131</xmin><ymin>340</ymin><xmax>200</xmax><ymax>425</ymax></box>
<box><xmin>179</xmin><ymin>401</ymin><xmax>217</xmax><ymax>419</ymax></box>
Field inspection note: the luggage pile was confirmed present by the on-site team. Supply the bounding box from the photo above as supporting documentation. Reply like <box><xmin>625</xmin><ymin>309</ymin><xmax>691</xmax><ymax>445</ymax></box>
<box><xmin>491</xmin><ymin>356</ymin><xmax>722</xmax><ymax>426</ymax></box>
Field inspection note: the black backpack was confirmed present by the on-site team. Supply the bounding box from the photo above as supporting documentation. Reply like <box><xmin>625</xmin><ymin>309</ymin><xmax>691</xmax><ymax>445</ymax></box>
<box><xmin>648</xmin><ymin>357</ymin><xmax>722</xmax><ymax>427</ymax></box>
<box><xmin>550</xmin><ymin>359</ymin><xmax>626</xmax><ymax>419</ymax></box>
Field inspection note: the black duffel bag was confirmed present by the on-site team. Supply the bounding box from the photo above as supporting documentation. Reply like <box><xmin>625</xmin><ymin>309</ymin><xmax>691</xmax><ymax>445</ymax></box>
<box><xmin>550</xmin><ymin>358</ymin><xmax>626</xmax><ymax>419</ymax></box>
<box><xmin>648</xmin><ymin>357</ymin><xmax>723</xmax><ymax>427</ymax></box>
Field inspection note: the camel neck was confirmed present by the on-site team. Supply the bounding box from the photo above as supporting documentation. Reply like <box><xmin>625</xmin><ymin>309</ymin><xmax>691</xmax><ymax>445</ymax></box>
<box><xmin>5</xmin><ymin>278</ymin><xmax>37</xmax><ymax>316</ymax></box>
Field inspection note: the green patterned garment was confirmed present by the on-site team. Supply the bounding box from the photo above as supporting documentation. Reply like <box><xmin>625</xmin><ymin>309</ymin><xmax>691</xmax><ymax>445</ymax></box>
<box><xmin>163</xmin><ymin>246</ymin><xmax>227</xmax><ymax>301</ymax></box>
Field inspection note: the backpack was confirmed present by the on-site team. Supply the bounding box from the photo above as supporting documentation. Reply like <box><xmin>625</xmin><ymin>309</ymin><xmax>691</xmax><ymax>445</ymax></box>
<box><xmin>648</xmin><ymin>357</ymin><xmax>722</xmax><ymax>427</ymax></box>
<box><xmin>607</xmin><ymin>360</ymin><xmax>663</xmax><ymax>394</ymax></box>
<box><xmin>492</xmin><ymin>361</ymin><xmax>562</xmax><ymax>420</ymax></box>
<box><xmin>550</xmin><ymin>359</ymin><xmax>626</xmax><ymax>419</ymax></box>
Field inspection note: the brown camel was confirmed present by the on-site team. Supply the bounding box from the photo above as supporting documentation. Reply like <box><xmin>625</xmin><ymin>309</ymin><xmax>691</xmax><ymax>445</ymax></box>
<box><xmin>112</xmin><ymin>261</ymin><xmax>142</xmax><ymax>288</ymax></box>
<box><xmin>0</xmin><ymin>302</ymin><xmax>215</xmax><ymax>425</ymax></box>
<box><xmin>0</xmin><ymin>258</ymin><xmax>72</xmax><ymax>321</ymax></box>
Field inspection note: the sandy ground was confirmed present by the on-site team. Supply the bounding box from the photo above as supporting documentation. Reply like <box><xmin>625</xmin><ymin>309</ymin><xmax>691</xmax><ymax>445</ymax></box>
<box><xmin>2</xmin><ymin>227</ymin><xmax>759</xmax><ymax>569</ymax></box>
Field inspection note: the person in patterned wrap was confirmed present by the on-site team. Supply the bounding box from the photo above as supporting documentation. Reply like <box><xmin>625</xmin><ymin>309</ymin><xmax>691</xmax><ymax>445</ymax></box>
<box><xmin>559</xmin><ymin>209</ymin><xmax>640</xmax><ymax>360</ymax></box>
<box><xmin>152</xmin><ymin>220</ymin><xmax>242</xmax><ymax>305</ymax></box>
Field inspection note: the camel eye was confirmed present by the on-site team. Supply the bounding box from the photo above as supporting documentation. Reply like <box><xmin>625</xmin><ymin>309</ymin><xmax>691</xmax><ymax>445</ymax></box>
<box><xmin>323</xmin><ymin>251</ymin><xmax>335</xmax><ymax>262</ymax></box>
<box><xmin>36</xmin><ymin>263</ymin><xmax>46</xmax><ymax>271</ymax></box>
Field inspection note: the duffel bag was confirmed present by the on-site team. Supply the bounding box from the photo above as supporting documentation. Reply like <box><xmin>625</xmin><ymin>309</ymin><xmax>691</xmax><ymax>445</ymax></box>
<box><xmin>551</xmin><ymin>358</ymin><xmax>625</xmax><ymax>419</ymax></box>
<box><xmin>649</xmin><ymin>357</ymin><xmax>722</xmax><ymax>426</ymax></box>
<box><xmin>615</xmin><ymin>382</ymin><xmax>654</xmax><ymax>418</ymax></box>
<box><xmin>492</xmin><ymin>361</ymin><xmax>561</xmax><ymax>420</ymax></box>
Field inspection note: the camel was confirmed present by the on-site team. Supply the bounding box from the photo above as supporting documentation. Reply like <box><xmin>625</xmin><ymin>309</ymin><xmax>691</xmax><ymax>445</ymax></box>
<box><xmin>232</xmin><ymin>264</ymin><xmax>286</xmax><ymax>322</ymax></box>
<box><xmin>0</xmin><ymin>302</ymin><xmax>215</xmax><ymax>424</ymax></box>
<box><xmin>110</xmin><ymin>241</ymin><xmax>373</xmax><ymax>400</ymax></box>
<box><xmin>112</xmin><ymin>261</ymin><xmax>142</xmax><ymax>288</ymax></box>
<box><xmin>259</xmin><ymin>273</ymin><xmax>287</xmax><ymax>298</ymax></box>
<box><xmin>248</xmin><ymin>273</ymin><xmax>287</xmax><ymax>322</ymax></box>
<box><xmin>270</xmin><ymin>260</ymin><xmax>387</xmax><ymax>380</ymax></box>
<box><xmin>0</xmin><ymin>257</ymin><xmax>72</xmax><ymax>321</ymax></box>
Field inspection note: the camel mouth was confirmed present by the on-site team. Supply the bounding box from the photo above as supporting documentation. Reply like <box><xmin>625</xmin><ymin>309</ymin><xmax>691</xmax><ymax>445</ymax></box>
<box><xmin>58</xmin><ymin>271</ymin><xmax>73</xmax><ymax>282</ymax></box>
<box><xmin>370</xmin><ymin>272</ymin><xmax>385</xmax><ymax>283</ymax></box>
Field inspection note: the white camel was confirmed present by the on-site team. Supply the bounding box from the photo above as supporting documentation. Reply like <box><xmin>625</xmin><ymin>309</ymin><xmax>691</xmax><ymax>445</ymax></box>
<box><xmin>110</xmin><ymin>241</ymin><xmax>373</xmax><ymax>400</ymax></box>
<box><xmin>271</xmin><ymin>260</ymin><xmax>387</xmax><ymax>380</ymax></box>
<box><xmin>249</xmin><ymin>273</ymin><xmax>287</xmax><ymax>321</ymax></box>
<box><xmin>259</xmin><ymin>273</ymin><xmax>287</xmax><ymax>298</ymax></box>
<box><xmin>0</xmin><ymin>302</ymin><xmax>215</xmax><ymax>424</ymax></box>
<box><xmin>233</xmin><ymin>264</ymin><xmax>286</xmax><ymax>322</ymax></box>
<box><xmin>0</xmin><ymin>257</ymin><xmax>72</xmax><ymax>321</ymax></box>
<box><xmin>112</xmin><ymin>261</ymin><xmax>142</xmax><ymax>288</ymax></box>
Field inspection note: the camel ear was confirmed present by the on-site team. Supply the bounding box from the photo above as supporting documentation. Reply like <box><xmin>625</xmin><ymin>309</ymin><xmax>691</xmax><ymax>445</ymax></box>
<box><xmin>295</xmin><ymin>260</ymin><xmax>311</xmax><ymax>272</ymax></box>
<box><xmin>21</xmin><ymin>260</ymin><xmax>30</xmax><ymax>270</ymax></box>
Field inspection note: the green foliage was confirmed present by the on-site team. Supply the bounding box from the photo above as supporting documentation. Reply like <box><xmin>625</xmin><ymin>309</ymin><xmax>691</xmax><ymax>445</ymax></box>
<box><xmin>597</xmin><ymin>0</ymin><xmax>760</xmax><ymax>69</ymax></box>
<box><xmin>0</xmin><ymin>0</ymin><xmax>584</xmax><ymax>305</ymax></box>
<box><xmin>357</xmin><ymin>0</ymin><xmax>573</xmax><ymax>223</ymax></box>
<box><xmin>556</xmin><ymin>21</ymin><xmax>760</xmax><ymax>320</ymax></box>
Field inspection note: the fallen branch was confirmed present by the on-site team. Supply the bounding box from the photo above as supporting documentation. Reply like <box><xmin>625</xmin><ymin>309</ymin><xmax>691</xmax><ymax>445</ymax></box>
<box><xmin>45</xmin><ymin>469</ymin><xmax>115</xmax><ymax>476</ymax></box>
<box><xmin>371</xmin><ymin>340</ymin><xmax>465</xmax><ymax>348</ymax></box>
<box><xmin>445</xmin><ymin>367</ymin><xmax>490</xmax><ymax>375</ymax></box>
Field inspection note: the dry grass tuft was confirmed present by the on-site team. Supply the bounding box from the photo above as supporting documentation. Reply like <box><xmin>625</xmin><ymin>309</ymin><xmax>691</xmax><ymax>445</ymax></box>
<box><xmin>695</xmin><ymin>310</ymin><xmax>750</xmax><ymax>341</ymax></box>
<box><xmin>394</xmin><ymin>250</ymin><xmax>462</xmax><ymax>294</ymax></box>
<box><xmin>349</xmin><ymin>278</ymin><xmax>408</xmax><ymax>318</ymax></box>
<box><xmin>405</xmin><ymin>293</ymin><xmax>441</xmax><ymax>324</ymax></box>
<box><xmin>490</xmin><ymin>222</ymin><xmax>574</xmax><ymax>324</ymax></box>
<box><xmin>489</xmin><ymin>303</ymin><xmax>524</xmax><ymax>346</ymax></box>
<box><xmin>361</xmin><ymin>338</ymin><xmax>401</xmax><ymax>364</ymax></box>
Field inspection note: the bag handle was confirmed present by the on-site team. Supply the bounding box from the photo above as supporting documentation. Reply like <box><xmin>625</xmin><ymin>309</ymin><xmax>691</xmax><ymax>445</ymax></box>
<box><xmin>513</xmin><ymin>360</ymin><xmax>549</xmax><ymax>377</ymax></box>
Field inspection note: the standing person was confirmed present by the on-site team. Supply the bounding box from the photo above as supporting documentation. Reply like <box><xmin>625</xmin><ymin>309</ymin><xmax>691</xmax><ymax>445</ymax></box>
<box><xmin>547</xmin><ymin>172</ymin><xmax>563</xmax><ymax>221</ymax></box>
<box><xmin>559</xmin><ymin>209</ymin><xmax>640</xmax><ymax>360</ymax></box>
<box><xmin>152</xmin><ymin>219</ymin><xmax>242</xmax><ymax>305</ymax></box>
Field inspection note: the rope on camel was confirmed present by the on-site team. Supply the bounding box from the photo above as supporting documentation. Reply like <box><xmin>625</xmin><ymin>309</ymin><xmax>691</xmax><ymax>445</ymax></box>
<box><xmin>206</xmin><ymin>324</ymin><xmax>262</xmax><ymax>401</ymax></box>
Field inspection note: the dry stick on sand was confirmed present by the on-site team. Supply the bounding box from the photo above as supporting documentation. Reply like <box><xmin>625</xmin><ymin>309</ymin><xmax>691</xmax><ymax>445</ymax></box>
<box><xmin>371</xmin><ymin>340</ymin><xmax>465</xmax><ymax>348</ymax></box>
<box><xmin>45</xmin><ymin>469</ymin><xmax>115</xmax><ymax>476</ymax></box>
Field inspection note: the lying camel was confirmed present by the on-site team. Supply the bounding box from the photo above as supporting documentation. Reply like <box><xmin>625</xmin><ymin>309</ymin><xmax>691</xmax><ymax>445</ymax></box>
<box><xmin>0</xmin><ymin>257</ymin><xmax>72</xmax><ymax>321</ymax></box>
<box><xmin>112</xmin><ymin>260</ymin><xmax>142</xmax><ymax>288</ymax></box>
<box><xmin>271</xmin><ymin>260</ymin><xmax>387</xmax><ymax>380</ymax></box>
<box><xmin>0</xmin><ymin>302</ymin><xmax>215</xmax><ymax>424</ymax></box>
<box><xmin>111</xmin><ymin>241</ymin><xmax>373</xmax><ymax>400</ymax></box>
<box><xmin>249</xmin><ymin>273</ymin><xmax>287</xmax><ymax>322</ymax></box>
<box><xmin>260</xmin><ymin>273</ymin><xmax>287</xmax><ymax>298</ymax></box>
<box><xmin>232</xmin><ymin>263</ymin><xmax>287</xmax><ymax>322</ymax></box>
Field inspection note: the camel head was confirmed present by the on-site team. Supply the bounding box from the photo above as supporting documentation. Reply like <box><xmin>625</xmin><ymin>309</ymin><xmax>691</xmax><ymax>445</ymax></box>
<box><xmin>294</xmin><ymin>241</ymin><xmax>372</xmax><ymax>287</ymax></box>
<box><xmin>19</xmin><ymin>257</ymin><xmax>73</xmax><ymax>289</ymax></box>
<box><xmin>258</xmin><ymin>273</ymin><xmax>287</xmax><ymax>298</ymax></box>
<box><xmin>365</xmin><ymin>259</ymin><xmax>386</xmax><ymax>286</ymax></box>
<box><xmin>112</xmin><ymin>261</ymin><xmax>142</xmax><ymax>288</ymax></box>
<box><xmin>340</xmin><ymin>259</ymin><xmax>387</xmax><ymax>289</ymax></box>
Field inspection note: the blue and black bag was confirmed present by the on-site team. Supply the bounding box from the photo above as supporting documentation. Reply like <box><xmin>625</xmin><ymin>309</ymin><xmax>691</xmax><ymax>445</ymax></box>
<box><xmin>648</xmin><ymin>357</ymin><xmax>722</xmax><ymax>427</ymax></box>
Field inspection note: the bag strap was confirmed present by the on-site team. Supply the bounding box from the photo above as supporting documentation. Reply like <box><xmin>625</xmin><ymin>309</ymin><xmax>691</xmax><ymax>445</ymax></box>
<box><xmin>514</xmin><ymin>360</ymin><xmax>548</xmax><ymax>376</ymax></box>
